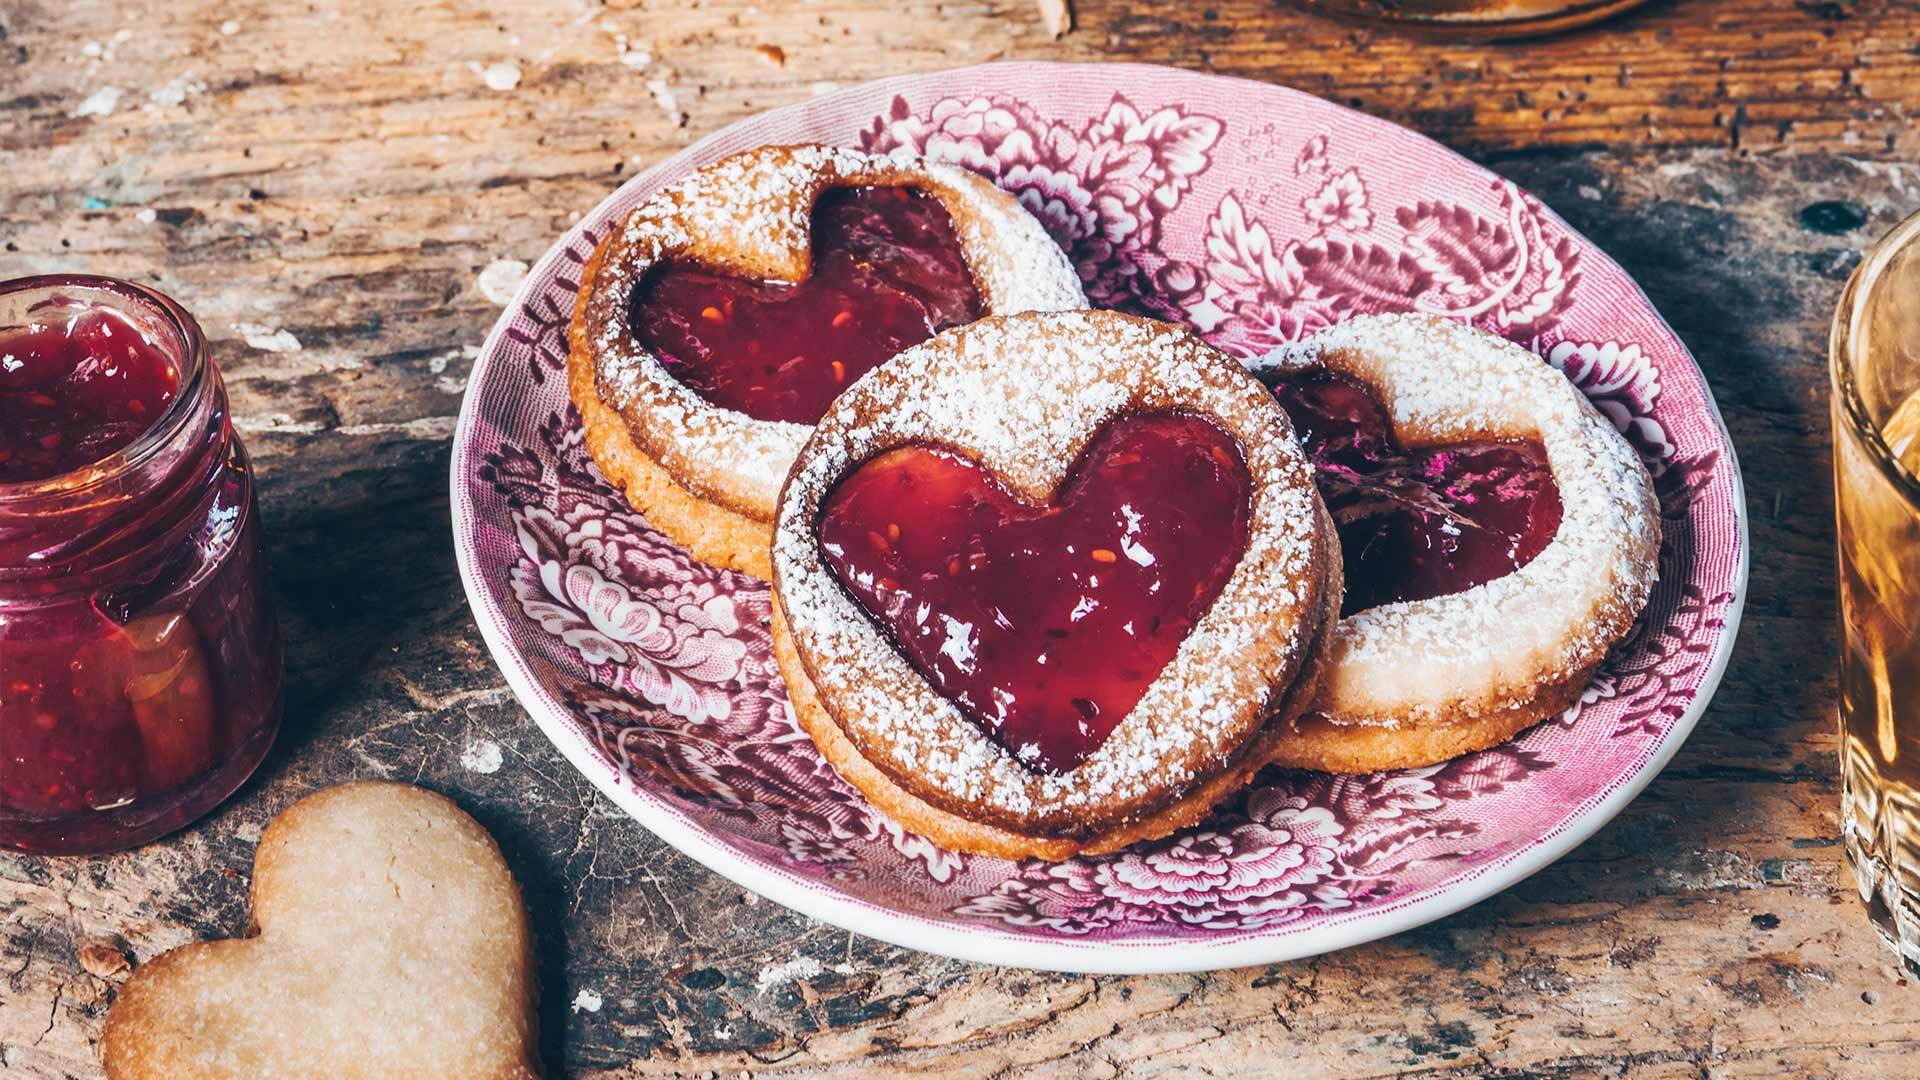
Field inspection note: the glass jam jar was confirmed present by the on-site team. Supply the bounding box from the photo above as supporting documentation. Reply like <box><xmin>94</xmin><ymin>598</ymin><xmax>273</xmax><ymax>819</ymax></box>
<box><xmin>0</xmin><ymin>275</ymin><xmax>282</xmax><ymax>855</ymax></box>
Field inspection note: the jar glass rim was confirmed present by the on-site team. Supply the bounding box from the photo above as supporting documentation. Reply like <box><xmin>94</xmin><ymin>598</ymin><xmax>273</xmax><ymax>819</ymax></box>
<box><xmin>0</xmin><ymin>274</ymin><xmax>211</xmax><ymax>503</ymax></box>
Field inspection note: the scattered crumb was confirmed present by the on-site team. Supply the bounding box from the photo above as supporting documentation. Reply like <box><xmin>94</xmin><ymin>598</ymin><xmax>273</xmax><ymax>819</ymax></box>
<box><xmin>754</xmin><ymin>956</ymin><xmax>824</xmax><ymax>995</ymax></box>
<box><xmin>1037</xmin><ymin>0</ymin><xmax>1072</xmax><ymax>37</ymax></box>
<box><xmin>76</xmin><ymin>941</ymin><xmax>130</xmax><ymax>980</ymax></box>
<box><xmin>135</xmin><ymin>207</ymin><xmax>157</xmax><ymax>224</ymax></box>
<box><xmin>755</xmin><ymin>43</ymin><xmax>786</xmax><ymax>67</ymax></box>
<box><xmin>570</xmin><ymin>989</ymin><xmax>604</xmax><ymax>1014</ymax></box>
<box><xmin>809</xmin><ymin>81</ymin><xmax>838</xmax><ymax>97</ymax></box>
<box><xmin>477</xmin><ymin>258</ymin><xmax>530</xmax><ymax>306</ymax></box>
<box><xmin>474</xmin><ymin>61</ymin><xmax>522</xmax><ymax>92</ymax></box>
<box><xmin>459</xmin><ymin>739</ymin><xmax>504</xmax><ymax>775</ymax></box>
<box><xmin>147</xmin><ymin>76</ymin><xmax>204</xmax><ymax>110</ymax></box>
<box><xmin>832</xmin><ymin>962</ymin><xmax>857</xmax><ymax>975</ymax></box>
<box><xmin>1578</xmin><ymin>184</ymin><xmax>1603</xmax><ymax>201</ymax></box>
<box><xmin>428</xmin><ymin>344</ymin><xmax>478</xmax><ymax>375</ymax></box>
<box><xmin>220</xmin><ymin>19</ymin><xmax>240</xmax><ymax>34</ymax></box>
<box><xmin>234</xmin><ymin>323</ymin><xmax>302</xmax><ymax>353</ymax></box>
<box><xmin>73</xmin><ymin>86</ymin><xmax>124</xmax><ymax>118</ymax></box>
<box><xmin>646</xmin><ymin>78</ymin><xmax>685</xmax><ymax>125</ymax></box>
<box><xmin>81</xmin><ymin>41</ymin><xmax>103</xmax><ymax>58</ymax></box>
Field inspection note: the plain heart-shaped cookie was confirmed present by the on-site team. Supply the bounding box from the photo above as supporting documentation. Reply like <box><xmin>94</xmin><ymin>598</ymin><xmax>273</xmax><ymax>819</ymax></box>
<box><xmin>567</xmin><ymin>142</ymin><xmax>1086</xmax><ymax>579</ymax></box>
<box><xmin>102</xmin><ymin>782</ymin><xmax>540</xmax><ymax>1080</ymax></box>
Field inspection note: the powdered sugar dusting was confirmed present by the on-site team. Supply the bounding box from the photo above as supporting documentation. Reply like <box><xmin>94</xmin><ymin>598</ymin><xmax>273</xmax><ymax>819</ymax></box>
<box><xmin>1253</xmin><ymin>314</ymin><xmax>1660</xmax><ymax>725</ymax></box>
<box><xmin>576</xmin><ymin>144</ymin><xmax>1086</xmax><ymax>520</ymax></box>
<box><xmin>774</xmin><ymin>312</ymin><xmax>1331</xmax><ymax>834</ymax></box>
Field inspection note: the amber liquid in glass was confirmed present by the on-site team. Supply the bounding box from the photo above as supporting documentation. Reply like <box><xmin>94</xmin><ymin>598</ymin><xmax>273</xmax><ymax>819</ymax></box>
<box><xmin>1837</xmin><ymin>388</ymin><xmax>1920</xmax><ymax>969</ymax></box>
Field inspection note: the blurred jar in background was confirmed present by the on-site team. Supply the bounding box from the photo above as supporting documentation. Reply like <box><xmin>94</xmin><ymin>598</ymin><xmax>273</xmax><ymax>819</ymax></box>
<box><xmin>1286</xmin><ymin>0</ymin><xmax>1653</xmax><ymax>41</ymax></box>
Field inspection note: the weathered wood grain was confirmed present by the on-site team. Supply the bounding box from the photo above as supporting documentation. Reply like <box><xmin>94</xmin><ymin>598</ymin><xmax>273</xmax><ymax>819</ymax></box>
<box><xmin>0</xmin><ymin>0</ymin><xmax>1911</xmax><ymax>1076</ymax></box>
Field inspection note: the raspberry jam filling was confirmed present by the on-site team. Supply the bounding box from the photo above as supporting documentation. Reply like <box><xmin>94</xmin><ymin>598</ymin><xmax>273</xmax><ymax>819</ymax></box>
<box><xmin>1264</xmin><ymin>367</ymin><xmax>1562</xmax><ymax>615</ymax></box>
<box><xmin>631</xmin><ymin>184</ymin><xmax>985</xmax><ymax>424</ymax></box>
<box><xmin>0</xmin><ymin>307</ymin><xmax>180</xmax><ymax>483</ymax></box>
<box><xmin>817</xmin><ymin>414</ymin><xmax>1252</xmax><ymax>774</ymax></box>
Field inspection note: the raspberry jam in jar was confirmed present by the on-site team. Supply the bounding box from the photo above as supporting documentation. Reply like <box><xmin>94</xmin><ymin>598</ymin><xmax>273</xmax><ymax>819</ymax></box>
<box><xmin>0</xmin><ymin>275</ymin><xmax>282</xmax><ymax>855</ymax></box>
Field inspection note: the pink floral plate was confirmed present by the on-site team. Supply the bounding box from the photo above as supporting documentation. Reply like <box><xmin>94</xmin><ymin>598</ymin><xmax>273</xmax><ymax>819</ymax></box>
<box><xmin>451</xmin><ymin>62</ymin><xmax>1747</xmax><ymax>973</ymax></box>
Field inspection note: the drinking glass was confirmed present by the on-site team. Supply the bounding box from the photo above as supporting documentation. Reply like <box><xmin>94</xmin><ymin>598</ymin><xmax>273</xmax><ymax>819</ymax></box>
<box><xmin>1833</xmin><ymin>208</ymin><xmax>1920</xmax><ymax>972</ymax></box>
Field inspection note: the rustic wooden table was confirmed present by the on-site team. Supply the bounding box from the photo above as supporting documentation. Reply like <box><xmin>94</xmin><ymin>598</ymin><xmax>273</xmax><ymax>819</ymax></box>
<box><xmin>3</xmin><ymin>1</ymin><xmax>1916</xmax><ymax>1076</ymax></box>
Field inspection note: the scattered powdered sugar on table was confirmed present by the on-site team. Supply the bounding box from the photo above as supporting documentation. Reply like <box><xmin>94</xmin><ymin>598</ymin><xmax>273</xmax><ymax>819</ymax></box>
<box><xmin>234</xmin><ymin>322</ymin><xmax>302</xmax><ymax>354</ymax></box>
<box><xmin>459</xmin><ymin>739</ymin><xmax>504</xmax><ymax>775</ymax></box>
<box><xmin>72</xmin><ymin>87</ymin><xmax>123</xmax><ymax>118</ymax></box>
<box><xmin>146</xmin><ymin>76</ymin><xmax>203</xmax><ymax>110</ymax></box>
<box><xmin>646</xmin><ymin>78</ymin><xmax>684</xmax><ymax>124</ymax></box>
<box><xmin>473</xmin><ymin>61</ymin><xmax>522</xmax><ymax>92</ymax></box>
<box><xmin>753</xmin><ymin>956</ymin><xmax>825</xmax><ymax>994</ymax></box>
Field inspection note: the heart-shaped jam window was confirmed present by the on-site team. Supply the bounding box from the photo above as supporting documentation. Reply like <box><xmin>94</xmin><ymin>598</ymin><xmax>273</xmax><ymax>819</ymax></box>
<box><xmin>817</xmin><ymin>414</ymin><xmax>1252</xmax><ymax>774</ymax></box>
<box><xmin>1264</xmin><ymin>368</ymin><xmax>1563</xmax><ymax>616</ymax></box>
<box><xmin>630</xmin><ymin>184</ymin><xmax>985</xmax><ymax>424</ymax></box>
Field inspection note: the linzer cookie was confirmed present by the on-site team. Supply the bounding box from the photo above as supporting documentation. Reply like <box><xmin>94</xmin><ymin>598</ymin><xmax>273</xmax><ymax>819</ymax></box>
<box><xmin>568</xmin><ymin>143</ymin><xmax>1086</xmax><ymax>578</ymax></box>
<box><xmin>1249</xmin><ymin>314</ymin><xmax>1661</xmax><ymax>772</ymax></box>
<box><xmin>769</xmin><ymin>311</ymin><xmax>1340</xmax><ymax>861</ymax></box>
